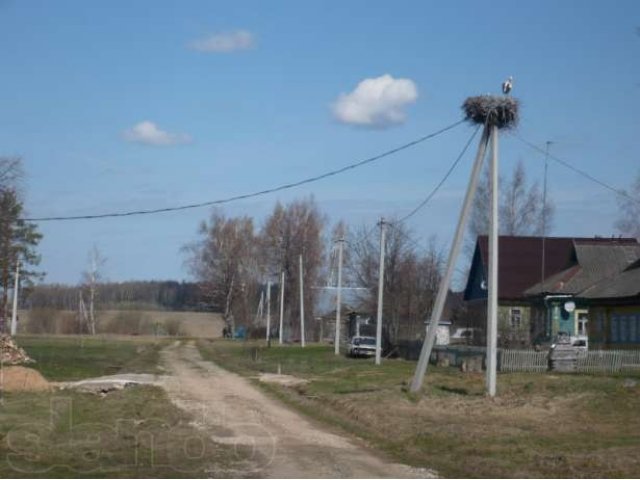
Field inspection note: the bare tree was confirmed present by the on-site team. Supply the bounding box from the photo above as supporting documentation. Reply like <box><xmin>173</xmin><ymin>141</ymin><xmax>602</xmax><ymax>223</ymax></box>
<box><xmin>615</xmin><ymin>170</ymin><xmax>640</xmax><ymax>240</ymax></box>
<box><xmin>0</xmin><ymin>157</ymin><xmax>23</xmax><ymax>193</ymax></box>
<box><xmin>260</xmin><ymin>197</ymin><xmax>325</xmax><ymax>341</ymax></box>
<box><xmin>470</xmin><ymin>160</ymin><xmax>554</xmax><ymax>238</ymax></box>
<box><xmin>184</xmin><ymin>211</ymin><xmax>257</xmax><ymax>335</ymax></box>
<box><xmin>349</xmin><ymin>222</ymin><xmax>443</xmax><ymax>344</ymax></box>
<box><xmin>81</xmin><ymin>246</ymin><xmax>106</xmax><ymax>335</ymax></box>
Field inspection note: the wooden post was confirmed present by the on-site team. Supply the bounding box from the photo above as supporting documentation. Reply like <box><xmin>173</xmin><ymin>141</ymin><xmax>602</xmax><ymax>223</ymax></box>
<box><xmin>410</xmin><ymin>126</ymin><xmax>490</xmax><ymax>392</ymax></box>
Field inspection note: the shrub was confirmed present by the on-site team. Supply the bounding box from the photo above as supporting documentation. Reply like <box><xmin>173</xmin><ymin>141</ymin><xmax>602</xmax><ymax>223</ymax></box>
<box><xmin>164</xmin><ymin>318</ymin><xmax>183</xmax><ymax>337</ymax></box>
<box><xmin>25</xmin><ymin>308</ymin><xmax>58</xmax><ymax>334</ymax></box>
<box><xmin>103</xmin><ymin>311</ymin><xmax>152</xmax><ymax>335</ymax></box>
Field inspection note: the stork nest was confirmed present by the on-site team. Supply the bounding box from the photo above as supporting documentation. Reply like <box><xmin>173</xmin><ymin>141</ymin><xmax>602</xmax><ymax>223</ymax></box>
<box><xmin>462</xmin><ymin>95</ymin><xmax>519</xmax><ymax>130</ymax></box>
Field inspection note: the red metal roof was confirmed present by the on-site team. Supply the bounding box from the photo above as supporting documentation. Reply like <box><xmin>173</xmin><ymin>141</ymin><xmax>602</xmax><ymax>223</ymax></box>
<box><xmin>474</xmin><ymin>236</ymin><xmax>639</xmax><ymax>300</ymax></box>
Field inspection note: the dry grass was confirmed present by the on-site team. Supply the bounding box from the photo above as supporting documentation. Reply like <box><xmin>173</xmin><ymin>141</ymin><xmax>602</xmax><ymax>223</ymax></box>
<box><xmin>18</xmin><ymin>309</ymin><xmax>224</xmax><ymax>338</ymax></box>
<box><xmin>199</xmin><ymin>340</ymin><xmax>640</xmax><ymax>478</ymax></box>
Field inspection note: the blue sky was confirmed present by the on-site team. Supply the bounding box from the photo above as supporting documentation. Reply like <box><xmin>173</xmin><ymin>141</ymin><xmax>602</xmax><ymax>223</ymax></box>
<box><xmin>1</xmin><ymin>0</ymin><xmax>638</xmax><ymax>284</ymax></box>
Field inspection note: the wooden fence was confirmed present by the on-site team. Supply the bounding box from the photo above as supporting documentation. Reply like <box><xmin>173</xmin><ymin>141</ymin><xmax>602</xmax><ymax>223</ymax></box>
<box><xmin>499</xmin><ymin>349</ymin><xmax>548</xmax><ymax>372</ymax></box>
<box><xmin>501</xmin><ymin>349</ymin><xmax>640</xmax><ymax>373</ymax></box>
<box><xmin>576</xmin><ymin>350</ymin><xmax>640</xmax><ymax>374</ymax></box>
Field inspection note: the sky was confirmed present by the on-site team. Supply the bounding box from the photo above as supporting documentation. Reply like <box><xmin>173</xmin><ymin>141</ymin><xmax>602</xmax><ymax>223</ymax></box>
<box><xmin>0</xmin><ymin>0</ymin><xmax>638</xmax><ymax>285</ymax></box>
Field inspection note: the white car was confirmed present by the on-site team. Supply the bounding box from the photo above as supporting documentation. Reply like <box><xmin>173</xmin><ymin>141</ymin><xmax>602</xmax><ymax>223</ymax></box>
<box><xmin>347</xmin><ymin>336</ymin><xmax>377</xmax><ymax>357</ymax></box>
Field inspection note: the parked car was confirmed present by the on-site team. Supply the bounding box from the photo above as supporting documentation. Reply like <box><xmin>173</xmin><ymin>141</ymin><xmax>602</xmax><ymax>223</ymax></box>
<box><xmin>347</xmin><ymin>336</ymin><xmax>377</xmax><ymax>357</ymax></box>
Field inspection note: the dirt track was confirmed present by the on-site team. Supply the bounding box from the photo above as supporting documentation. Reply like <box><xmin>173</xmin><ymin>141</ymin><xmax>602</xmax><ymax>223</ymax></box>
<box><xmin>161</xmin><ymin>341</ymin><xmax>436</xmax><ymax>479</ymax></box>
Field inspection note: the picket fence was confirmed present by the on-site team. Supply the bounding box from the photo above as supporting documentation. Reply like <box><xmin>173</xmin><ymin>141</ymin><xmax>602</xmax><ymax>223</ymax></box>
<box><xmin>499</xmin><ymin>349</ymin><xmax>548</xmax><ymax>372</ymax></box>
<box><xmin>499</xmin><ymin>348</ymin><xmax>640</xmax><ymax>373</ymax></box>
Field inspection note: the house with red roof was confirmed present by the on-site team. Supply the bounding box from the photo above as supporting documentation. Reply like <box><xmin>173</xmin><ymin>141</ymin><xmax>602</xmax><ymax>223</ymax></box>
<box><xmin>463</xmin><ymin>236</ymin><xmax>640</xmax><ymax>348</ymax></box>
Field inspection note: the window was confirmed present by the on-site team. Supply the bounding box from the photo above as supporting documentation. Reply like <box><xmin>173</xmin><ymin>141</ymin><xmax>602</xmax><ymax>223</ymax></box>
<box><xmin>611</xmin><ymin>315</ymin><xmax>619</xmax><ymax>343</ymax></box>
<box><xmin>510</xmin><ymin>308</ymin><xmax>522</xmax><ymax>328</ymax></box>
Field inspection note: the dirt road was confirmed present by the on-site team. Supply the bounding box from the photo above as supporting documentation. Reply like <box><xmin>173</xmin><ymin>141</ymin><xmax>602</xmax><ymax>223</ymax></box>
<box><xmin>161</xmin><ymin>341</ymin><xmax>436</xmax><ymax>479</ymax></box>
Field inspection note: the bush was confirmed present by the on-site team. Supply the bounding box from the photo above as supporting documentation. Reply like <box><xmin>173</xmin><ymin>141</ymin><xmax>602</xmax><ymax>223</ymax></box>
<box><xmin>164</xmin><ymin>318</ymin><xmax>183</xmax><ymax>337</ymax></box>
<box><xmin>25</xmin><ymin>308</ymin><xmax>58</xmax><ymax>334</ymax></box>
<box><xmin>103</xmin><ymin>311</ymin><xmax>152</xmax><ymax>335</ymax></box>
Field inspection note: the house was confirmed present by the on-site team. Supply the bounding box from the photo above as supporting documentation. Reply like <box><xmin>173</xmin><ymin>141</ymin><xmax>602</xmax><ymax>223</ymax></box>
<box><xmin>463</xmin><ymin>235</ymin><xmax>640</xmax><ymax>347</ymax></box>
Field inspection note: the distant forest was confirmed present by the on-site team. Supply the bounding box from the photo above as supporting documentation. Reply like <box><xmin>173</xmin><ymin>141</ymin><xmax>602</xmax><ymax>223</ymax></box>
<box><xmin>25</xmin><ymin>281</ymin><xmax>212</xmax><ymax>312</ymax></box>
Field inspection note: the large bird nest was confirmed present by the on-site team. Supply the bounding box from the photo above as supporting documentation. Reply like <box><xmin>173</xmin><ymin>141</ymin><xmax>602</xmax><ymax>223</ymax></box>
<box><xmin>462</xmin><ymin>95</ymin><xmax>519</xmax><ymax>130</ymax></box>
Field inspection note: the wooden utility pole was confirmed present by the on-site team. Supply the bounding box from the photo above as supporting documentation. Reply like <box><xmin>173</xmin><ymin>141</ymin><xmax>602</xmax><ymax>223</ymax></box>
<box><xmin>279</xmin><ymin>271</ymin><xmax>285</xmax><ymax>345</ymax></box>
<box><xmin>299</xmin><ymin>254</ymin><xmax>305</xmax><ymax>348</ymax></box>
<box><xmin>410</xmin><ymin>126</ymin><xmax>491</xmax><ymax>392</ymax></box>
<box><xmin>375</xmin><ymin>218</ymin><xmax>387</xmax><ymax>365</ymax></box>
<box><xmin>10</xmin><ymin>261</ymin><xmax>19</xmax><ymax>336</ymax></box>
<box><xmin>486</xmin><ymin>125</ymin><xmax>499</xmax><ymax>397</ymax></box>
<box><xmin>266</xmin><ymin>280</ymin><xmax>272</xmax><ymax>343</ymax></box>
<box><xmin>334</xmin><ymin>238</ymin><xmax>344</xmax><ymax>355</ymax></box>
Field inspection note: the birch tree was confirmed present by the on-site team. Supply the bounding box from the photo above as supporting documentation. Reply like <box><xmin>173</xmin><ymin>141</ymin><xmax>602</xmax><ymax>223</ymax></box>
<box><xmin>81</xmin><ymin>246</ymin><xmax>106</xmax><ymax>335</ymax></box>
<box><xmin>615</xmin><ymin>170</ymin><xmax>640</xmax><ymax>240</ymax></box>
<box><xmin>185</xmin><ymin>211</ymin><xmax>257</xmax><ymax>335</ymax></box>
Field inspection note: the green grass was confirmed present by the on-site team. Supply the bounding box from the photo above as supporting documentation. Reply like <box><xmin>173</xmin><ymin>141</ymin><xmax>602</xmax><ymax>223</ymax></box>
<box><xmin>0</xmin><ymin>386</ymin><xmax>251</xmax><ymax>478</ymax></box>
<box><xmin>15</xmin><ymin>336</ymin><xmax>167</xmax><ymax>381</ymax></box>
<box><xmin>198</xmin><ymin>339</ymin><xmax>640</xmax><ymax>478</ymax></box>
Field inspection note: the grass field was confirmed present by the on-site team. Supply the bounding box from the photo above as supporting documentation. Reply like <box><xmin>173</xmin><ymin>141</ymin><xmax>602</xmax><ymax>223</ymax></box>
<box><xmin>197</xmin><ymin>340</ymin><xmax>640</xmax><ymax>478</ymax></box>
<box><xmin>15</xmin><ymin>335</ymin><xmax>166</xmax><ymax>381</ymax></box>
<box><xmin>18</xmin><ymin>309</ymin><xmax>225</xmax><ymax>338</ymax></box>
<box><xmin>0</xmin><ymin>387</ymin><xmax>248</xmax><ymax>478</ymax></box>
<box><xmin>0</xmin><ymin>336</ymin><xmax>255</xmax><ymax>478</ymax></box>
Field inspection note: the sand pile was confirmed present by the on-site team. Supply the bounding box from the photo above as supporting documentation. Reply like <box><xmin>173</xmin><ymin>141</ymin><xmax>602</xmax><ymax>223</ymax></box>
<box><xmin>1</xmin><ymin>366</ymin><xmax>50</xmax><ymax>392</ymax></box>
<box><xmin>0</xmin><ymin>335</ymin><xmax>34</xmax><ymax>364</ymax></box>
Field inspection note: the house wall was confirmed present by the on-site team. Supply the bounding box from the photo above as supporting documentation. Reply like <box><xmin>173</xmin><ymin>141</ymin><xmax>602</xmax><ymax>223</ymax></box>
<box><xmin>461</xmin><ymin>300</ymin><xmax>532</xmax><ymax>346</ymax></box>
<box><xmin>590</xmin><ymin>305</ymin><xmax>640</xmax><ymax>348</ymax></box>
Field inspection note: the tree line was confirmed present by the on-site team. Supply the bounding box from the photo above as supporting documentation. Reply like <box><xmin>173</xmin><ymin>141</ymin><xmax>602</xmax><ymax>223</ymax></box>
<box><xmin>26</xmin><ymin>280</ymin><xmax>207</xmax><ymax>312</ymax></box>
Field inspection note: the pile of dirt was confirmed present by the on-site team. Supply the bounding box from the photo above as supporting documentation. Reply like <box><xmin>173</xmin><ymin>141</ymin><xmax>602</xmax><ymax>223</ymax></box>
<box><xmin>1</xmin><ymin>366</ymin><xmax>50</xmax><ymax>392</ymax></box>
<box><xmin>0</xmin><ymin>335</ymin><xmax>34</xmax><ymax>364</ymax></box>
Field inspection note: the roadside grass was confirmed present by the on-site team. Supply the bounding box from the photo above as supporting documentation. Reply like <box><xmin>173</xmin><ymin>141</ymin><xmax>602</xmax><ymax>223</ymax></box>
<box><xmin>0</xmin><ymin>386</ymin><xmax>252</xmax><ymax>478</ymax></box>
<box><xmin>15</xmin><ymin>335</ymin><xmax>167</xmax><ymax>381</ymax></box>
<box><xmin>198</xmin><ymin>339</ymin><xmax>640</xmax><ymax>478</ymax></box>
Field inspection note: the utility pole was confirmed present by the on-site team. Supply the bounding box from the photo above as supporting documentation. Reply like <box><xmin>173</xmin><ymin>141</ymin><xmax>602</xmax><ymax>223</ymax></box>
<box><xmin>410</xmin><ymin>126</ymin><xmax>491</xmax><ymax>392</ymax></box>
<box><xmin>334</xmin><ymin>238</ymin><xmax>344</xmax><ymax>355</ymax></box>
<box><xmin>266</xmin><ymin>280</ymin><xmax>272</xmax><ymax>344</ymax></box>
<box><xmin>279</xmin><ymin>271</ymin><xmax>285</xmax><ymax>345</ymax></box>
<box><xmin>375</xmin><ymin>218</ymin><xmax>387</xmax><ymax>365</ymax></box>
<box><xmin>486</xmin><ymin>125</ymin><xmax>499</xmax><ymax>397</ymax></box>
<box><xmin>10</xmin><ymin>261</ymin><xmax>20</xmax><ymax>336</ymax></box>
<box><xmin>299</xmin><ymin>254</ymin><xmax>305</xmax><ymax>347</ymax></box>
<box><xmin>541</xmin><ymin>141</ymin><xmax>551</xmax><ymax>286</ymax></box>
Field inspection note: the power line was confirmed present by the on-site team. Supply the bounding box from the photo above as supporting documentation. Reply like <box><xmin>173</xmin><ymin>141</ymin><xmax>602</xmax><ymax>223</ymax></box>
<box><xmin>515</xmin><ymin>134</ymin><xmax>640</xmax><ymax>205</ymax></box>
<box><xmin>24</xmin><ymin>119</ymin><xmax>465</xmax><ymax>222</ymax></box>
<box><xmin>397</xmin><ymin>124</ymin><xmax>481</xmax><ymax>223</ymax></box>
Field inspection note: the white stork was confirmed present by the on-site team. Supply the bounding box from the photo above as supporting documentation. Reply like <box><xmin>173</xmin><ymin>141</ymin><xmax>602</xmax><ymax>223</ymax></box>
<box><xmin>502</xmin><ymin>76</ymin><xmax>513</xmax><ymax>95</ymax></box>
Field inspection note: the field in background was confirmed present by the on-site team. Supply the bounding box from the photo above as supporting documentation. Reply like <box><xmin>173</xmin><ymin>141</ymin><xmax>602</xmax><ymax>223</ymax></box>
<box><xmin>198</xmin><ymin>340</ymin><xmax>640</xmax><ymax>478</ymax></box>
<box><xmin>17</xmin><ymin>309</ymin><xmax>224</xmax><ymax>338</ymax></box>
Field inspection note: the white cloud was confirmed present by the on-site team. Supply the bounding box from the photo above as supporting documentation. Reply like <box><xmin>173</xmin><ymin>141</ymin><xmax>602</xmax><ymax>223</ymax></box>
<box><xmin>123</xmin><ymin>121</ymin><xmax>191</xmax><ymax>146</ymax></box>
<box><xmin>332</xmin><ymin>74</ymin><xmax>418</xmax><ymax>128</ymax></box>
<box><xmin>189</xmin><ymin>30</ymin><xmax>255</xmax><ymax>53</ymax></box>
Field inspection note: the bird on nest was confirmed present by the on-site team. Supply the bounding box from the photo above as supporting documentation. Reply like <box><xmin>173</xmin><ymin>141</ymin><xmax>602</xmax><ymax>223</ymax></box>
<box><xmin>502</xmin><ymin>76</ymin><xmax>513</xmax><ymax>95</ymax></box>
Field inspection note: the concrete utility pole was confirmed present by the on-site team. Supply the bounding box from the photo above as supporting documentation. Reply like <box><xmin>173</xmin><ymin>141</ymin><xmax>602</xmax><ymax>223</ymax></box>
<box><xmin>10</xmin><ymin>261</ymin><xmax>20</xmax><ymax>336</ymax></box>
<box><xmin>410</xmin><ymin>126</ymin><xmax>491</xmax><ymax>392</ymax></box>
<box><xmin>375</xmin><ymin>218</ymin><xmax>387</xmax><ymax>365</ymax></box>
<box><xmin>299</xmin><ymin>255</ymin><xmax>305</xmax><ymax>348</ymax></box>
<box><xmin>265</xmin><ymin>280</ymin><xmax>272</xmax><ymax>343</ymax></box>
<box><xmin>486</xmin><ymin>125</ymin><xmax>499</xmax><ymax>397</ymax></box>
<box><xmin>279</xmin><ymin>271</ymin><xmax>285</xmax><ymax>345</ymax></box>
<box><xmin>334</xmin><ymin>238</ymin><xmax>344</xmax><ymax>355</ymax></box>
